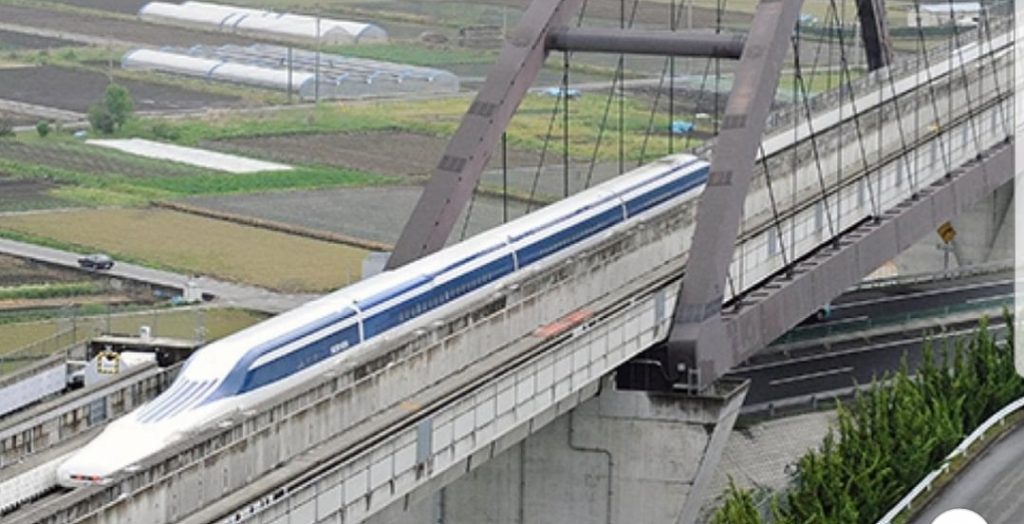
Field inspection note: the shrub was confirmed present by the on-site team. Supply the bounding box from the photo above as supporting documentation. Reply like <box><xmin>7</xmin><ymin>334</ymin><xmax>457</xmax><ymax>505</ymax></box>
<box><xmin>151</xmin><ymin>122</ymin><xmax>181</xmax><ymax>141</ymax></box>
<box><xmin>0</xmin><ymin>117</ymin><xmax>13</xmax><ymax>138</ymax></box>
<box><xmin>88</xmin><ymin>103</ymin><xmax>116</xmax><ymax>134</ymax></box>
<box><xmin>0</xmin><ymin>281</ymin><xmax>102</xmax><ymax>300</ymax></box>
<box><xmin>36</xmin><ymin>120</ymin><xmax>50</xmax><ymax>138</ymax></box>
<box><xmin>88</xmin><ymin>83</ymin><xmax>135</xmax><ymax>134</ymax></box>
<box><xmin>713</xmin><ymin>317</ymin><xmax>1022</xmax><ymax>523</ymax></box>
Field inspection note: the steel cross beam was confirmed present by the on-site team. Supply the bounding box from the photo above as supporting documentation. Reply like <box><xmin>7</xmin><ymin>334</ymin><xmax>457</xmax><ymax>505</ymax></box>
<box><xmin>547</xmin><ymin>28</ymin><xmax>746</xmax><ymax>58</ymax></box>
<box><xmin>664</xmin><ymin>0</ymin><xmax>805</xmax><ymax>390</ymax></box>
<box><xmin>386</xmin><ymin>0</ymin><xmax>586</xmax><ymax>269</ymax></box>
<box><xmin>856</xmin><ymin>0</ymin><xmax>893</xmax><ymax>70</ymax></box>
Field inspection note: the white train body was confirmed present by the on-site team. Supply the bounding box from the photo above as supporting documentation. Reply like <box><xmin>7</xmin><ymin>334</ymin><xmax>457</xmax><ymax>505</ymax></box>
<box><xmin>57</xmin><ymin>154</ymin><xmax>709</xmax><ymax>488</ymax></box>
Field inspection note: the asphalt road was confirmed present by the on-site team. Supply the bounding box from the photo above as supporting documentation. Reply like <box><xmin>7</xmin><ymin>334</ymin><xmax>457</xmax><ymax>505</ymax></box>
<box><xmin>825</xmin><ymin>276</ymin><xmax>1011</xmax><ymax>323</ymax></box>
<box><xmin>908</xmin><ymin>423</ymin><xmax>1024</xmax><ymax>524</ymax></box>
<box><xmin>727</xmin><ymin>271</ymin><xmax>1012</xmax><ymax>411</ymax></box>
<box><xmin>0</xmin><ymin>237</ymin><xmax>313</xmax><ymax>314</ymax></box>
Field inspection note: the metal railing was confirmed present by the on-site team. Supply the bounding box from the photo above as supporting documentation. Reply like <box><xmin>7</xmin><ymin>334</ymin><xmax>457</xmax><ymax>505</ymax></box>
<box><xmin>852</xmin><ymin>261</ymin><xmax>1013</xmax><ymax>292</ymax></box>
<box><xmin>772</xmin><ymin>296</ymin><xmax>1011</xmax><ymax>346</ymax></box>
<box><xmin>876</xmin><ymin>395</ymin><xmax>1024</xmax><ymax>524</ymax></box>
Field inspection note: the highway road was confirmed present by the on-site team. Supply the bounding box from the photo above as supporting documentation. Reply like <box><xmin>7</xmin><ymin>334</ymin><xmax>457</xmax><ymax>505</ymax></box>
<box><xmin>0</xmin><ymin>237</ymin><xmax>313</xmax><ymax>314</ymax></box>
<box><xmin>908</xmin><ymin>423</ymin><xmax>1024</xmax><ymax>524</ymax></box>
<box><xmin>727</xmin><ymin>270</ymin><xmax>1012</xmax><ymax>412</ymax></box>
<box><xmin>827</xmin><ymin>276</ymin><xmax>1011</xmax><ymax>322</ymax></box>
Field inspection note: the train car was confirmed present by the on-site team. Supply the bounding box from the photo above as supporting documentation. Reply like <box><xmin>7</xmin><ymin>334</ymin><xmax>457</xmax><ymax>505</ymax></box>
<box><xmin>56</xmin><ymin>153</ymin><xmax>709</xmax><ymax>488</ymax></box>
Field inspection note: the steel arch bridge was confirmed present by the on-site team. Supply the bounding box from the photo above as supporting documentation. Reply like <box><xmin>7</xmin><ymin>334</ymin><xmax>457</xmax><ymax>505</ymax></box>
<box><xmin>386</xmin><ymin>0</ymin><xmax>1014</xmax><ymax>392</ymax></box>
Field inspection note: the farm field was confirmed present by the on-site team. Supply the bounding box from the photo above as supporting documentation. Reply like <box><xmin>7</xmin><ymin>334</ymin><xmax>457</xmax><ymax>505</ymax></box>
<box><xmin>0</xmin><ymin>253</ymin><xmax>158</xmax><ymax>314</ymax></box>
<box><xmin>0</xmin><ymin>109</ymin><xmax>39</xmax><ymax>127</ymax></box>
<box><xmin>185</xmin><ymin>185</ymin><xmax>534</xmax><ymax>247</ymax></box>
<box><xmin>55</xmin><ymin>0</ymin><xmax>148</xmax><ymax>14</ymax></box>
<box><xmin>0</xmin><ymin>29</ymin><xmax>76</xmax><ymax>50</ymax></box>
<box><xmin>207</xmin><ymin>131</ymin><xmax>545</xmax><ymax>178</ymax></box>
<box><xmin>0</xmin><ymin>307</ymin><xmax>268</xmax><ymax>366</ymax></box>
<box><xmin>0</xmin><ymin>208</ymin><xmax>372</xmax><ymax>292</ymax></box>
<box><xmin>0</xmin><ymin>253</ymin><xmax>91</xmax><ymax>287</ymax></box>
<box><xmin>0</xmin><ymin>65</ymin><xmax>243</xmax><ymax>114</ymax></box>
<box><xmin>134</xmin><ymin>92</ymin><xmax>694</xmax><ymax>164</ymax></box>
<box><xmin>0</xmin><ymin>133</ymin><xmax>395</xmax><ymax>209</ymax></box>
<box><xmin>0</xmin><ymin>176</ymin><xmax>73</xmax><ymax>212</ymax></box>
<box><xmin>0</xmin><ymin>5</ymin><xmax>261</xmax><ymax>48</ymax></box>
<box><xmin>0</xmin><ymin>139</ymin><xmax>227</xmax><ymax>179</ymax></box>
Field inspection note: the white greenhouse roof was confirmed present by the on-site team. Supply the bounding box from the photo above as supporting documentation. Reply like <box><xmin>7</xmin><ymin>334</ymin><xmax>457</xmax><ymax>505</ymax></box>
<box><xmin>919</xmin><ymin>2</ymin><xmax>982</xmax><ymax>13</ymax></box>
<box><xmin>122</xmin><ymin>45</ymin><xmax>460</xmax><ymax>100</ymax></box>
<box><xmin>123</xmin><ymin>48</ymin><xmax>316</xmax><ymax>93</ymax></box>
<box><xmin>139</xmin><ymin>1</ymin><xmax>388</xmax><ymax>45</ymax></box>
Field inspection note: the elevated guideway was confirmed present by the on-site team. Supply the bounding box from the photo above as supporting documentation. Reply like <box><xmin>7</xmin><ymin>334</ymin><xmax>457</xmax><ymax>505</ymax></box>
<box><xmin>0</xmin><ymin>362</ymin><xmax>178</xmax><ymax>514</ymax></box>
<box><xmin>7</xmin><ymin>16</ymin><xmax>1014</xmax><ymax>524</ymax></box>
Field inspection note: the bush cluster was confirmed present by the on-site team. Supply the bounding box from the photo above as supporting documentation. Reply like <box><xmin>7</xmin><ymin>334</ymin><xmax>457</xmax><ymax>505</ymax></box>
<box><xmin>0</xmin><ymin>281</ymin><xmax>103</xmax><ymax>301</ymax></box>
<box><xmin>714</xmin><ymin>317</ymin><xmax>1022</xmax><ymax>524</ymax></box>
<box><xmin>88</xmin><ymin>83</ymin><xmax>134</xmax><ymax>134</ymax></box>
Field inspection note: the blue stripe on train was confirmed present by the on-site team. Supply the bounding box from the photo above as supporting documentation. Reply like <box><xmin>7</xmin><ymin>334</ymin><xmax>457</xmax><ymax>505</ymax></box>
<box><xmin>201</xmin><ymin>308</ymin><xmax>356</xmax><ymax>404</ymax></box>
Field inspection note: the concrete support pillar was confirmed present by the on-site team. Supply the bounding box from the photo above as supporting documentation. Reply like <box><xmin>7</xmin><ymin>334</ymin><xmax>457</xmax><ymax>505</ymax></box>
<box><xmin>370</xmin><ymin>378</ymin><xmax>748</xmax><ymax>524</ymax></box>
<box><xmin>947</xmin><ymin>180</ymin><xmax>1014</xmax><ymax>266</ymax></box>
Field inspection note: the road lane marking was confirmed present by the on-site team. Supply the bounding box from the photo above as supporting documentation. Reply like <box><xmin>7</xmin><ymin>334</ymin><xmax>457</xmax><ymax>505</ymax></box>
<box><xmin>769</xmin><ymin>366</ymin><xmax>854</xmax><ymax>387</ymax></box>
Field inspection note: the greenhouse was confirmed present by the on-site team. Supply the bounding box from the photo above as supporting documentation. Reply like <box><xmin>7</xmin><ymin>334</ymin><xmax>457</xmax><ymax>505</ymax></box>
<box><xmin>139</xmin><ymin>1</ymin><xmax>388</xmax><ymax>46</ymax></box>
<box><xmin>122</xmin><ymin>45</ymin><xmax>459</xmax><ymax>99</ymax></box>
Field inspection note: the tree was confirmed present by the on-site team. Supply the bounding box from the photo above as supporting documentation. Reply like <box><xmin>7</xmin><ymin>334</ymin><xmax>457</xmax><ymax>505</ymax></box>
<box><xmin>104</xmin><ymin>83</ymin><xmax>134</xmax><ymax>129</ymax></box>
<box><xmin>88</xmin><ymin>103</ymin><xmax>116</xmax><ymax>134</ymax></box>
<box><xmin>712</xmin><ymin>317</ymin><xmax>1022</xmax><ymax>524</ymax></box>
<box><xmin>88</xmin><ymin>83</ymin><xmax>134</xmax><ymax>134</ymax></box>
<box><xmin>35</xmin><ymin>120</ymin><xmax>50</xmax><ymax>138</ymax></box>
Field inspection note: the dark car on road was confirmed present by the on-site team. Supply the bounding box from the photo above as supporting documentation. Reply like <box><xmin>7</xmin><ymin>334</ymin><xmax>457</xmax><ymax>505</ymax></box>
<box><xmin>78</xmin><ymin>253</ymin><xmax>114</xmax><ymax>270</ymax></box>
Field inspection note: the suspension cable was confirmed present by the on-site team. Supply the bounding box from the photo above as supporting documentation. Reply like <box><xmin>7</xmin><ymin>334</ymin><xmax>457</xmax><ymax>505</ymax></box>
<box><xmin>792</xmin><ymin>23</ymin><xmax>839</xmax><ymax>244</ymax></box>
<box><xmin>582</xmin><ymin>0</ymin><xmax>643</xmax><ymax>189</ymax></box>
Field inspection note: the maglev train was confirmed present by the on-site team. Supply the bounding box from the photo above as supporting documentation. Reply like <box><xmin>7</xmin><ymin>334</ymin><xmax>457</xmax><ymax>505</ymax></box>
<box><xmin>56</xmin><ymin>153</ymin><xmax>709</xmax><ymax>488</ymax></box>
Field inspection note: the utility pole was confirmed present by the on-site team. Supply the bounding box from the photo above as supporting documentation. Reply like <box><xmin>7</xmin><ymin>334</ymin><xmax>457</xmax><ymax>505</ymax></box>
<box><xmin>287</xmin><ymin>46</ymin><xmax>293</xmax><ymax>104</ymax></box>
<box><xmin>315</xmin><ymin>5</ymin><xmax>321</xmax><ymax>103</ymax></box>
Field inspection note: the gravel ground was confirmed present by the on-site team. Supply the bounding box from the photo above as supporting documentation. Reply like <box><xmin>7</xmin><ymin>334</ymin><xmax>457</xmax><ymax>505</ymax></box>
<box><xmin>184</xmin><ymin>185</ymin><xmax>535</xmax><ymax>247</ymax></box>
<box><xmin>0</xmin><ymin>65</ymin><xmax>241</xmax><ymax>113</ymax></box>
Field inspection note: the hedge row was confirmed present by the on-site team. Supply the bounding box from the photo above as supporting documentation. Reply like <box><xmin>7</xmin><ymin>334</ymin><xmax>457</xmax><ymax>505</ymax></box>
<box><xmin>713</xmin><ymin>317</ymin><xmax>1021</xmax><ymax>524</ymax></box>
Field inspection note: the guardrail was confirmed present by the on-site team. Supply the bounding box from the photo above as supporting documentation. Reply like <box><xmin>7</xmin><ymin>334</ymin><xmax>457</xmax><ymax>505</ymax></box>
<box><xmin>876</xmin><ymin>395</ymin><xmax>1024</xmax><ymax>524</ymax></box>
<box><xmin>852</xmin><ymin>261</ymin><xmax>1013</xmax><ymax>292</ymax></box>
<box><xmin>772</xmin><ymin>296</ymin><xmax>1011</xmax><ymax>346</ymax></box>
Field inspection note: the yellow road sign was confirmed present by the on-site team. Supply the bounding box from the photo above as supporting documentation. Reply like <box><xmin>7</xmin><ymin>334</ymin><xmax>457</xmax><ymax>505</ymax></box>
<box><xmin>937</xmin><ymin>222</ymin><xmax>956</xmax><ymax>244</ymax></box>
